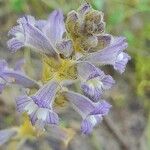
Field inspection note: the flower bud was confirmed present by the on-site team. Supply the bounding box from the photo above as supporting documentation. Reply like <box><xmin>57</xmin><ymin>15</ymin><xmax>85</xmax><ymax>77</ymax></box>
<box><xmin>66</xmin><ymin>11</ymin><xmax>78</xmax><ymax>34</ymax></box>
<box><xmin>74</xmin><ymin>36</ymin><xmax>98</xmax><ymax>52</ymax></box>
<box><xmin>85</xmin><ymin>10</ymin><xmax>104</xmax><ymax>24</ymax></box>
<box><xmin>84</xmin><ymin>21</ymin><xmax>95</xmax><ymax>34</ymax></box>
<box><xmin>77</xmin><ymin>2</ymin><xmax>91</xmax><ymax>16</ymax></box>
<box><xmin>84</xmin><ymin>10</ymin><xmax>105</xmax><ymax>35</ymax></box>
<box><xmin>94</xmin><ymin>22</ymin><xmax>106</xmax><ymax>35</ymax></box>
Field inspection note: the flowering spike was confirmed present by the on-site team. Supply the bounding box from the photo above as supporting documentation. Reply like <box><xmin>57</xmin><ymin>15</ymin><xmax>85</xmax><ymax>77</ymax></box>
<box><xmin>5</xmin><ymin>3</ymin><xmax>131</xmax><ymax>136</ymax></box>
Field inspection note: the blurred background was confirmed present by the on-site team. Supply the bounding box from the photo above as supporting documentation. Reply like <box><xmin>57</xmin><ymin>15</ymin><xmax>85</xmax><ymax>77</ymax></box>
<box><xmin>0</xmin><ymin>0</ymin><xmax>150</xmax><ymax>150</ymax></box>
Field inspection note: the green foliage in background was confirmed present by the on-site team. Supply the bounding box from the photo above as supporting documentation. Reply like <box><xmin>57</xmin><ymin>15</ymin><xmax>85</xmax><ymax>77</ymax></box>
<box><xmin>102</xmin><ymin>0</ymin><xmax>150</xmax><ymax>109</ymax></box>
<box><xmin>10</xmin><ymin>0</ymin><xmax>26</xmax><ymax>12</ymax></box>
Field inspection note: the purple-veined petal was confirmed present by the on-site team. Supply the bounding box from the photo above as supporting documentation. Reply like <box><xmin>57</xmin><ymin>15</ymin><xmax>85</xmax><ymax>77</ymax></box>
<box><xmin>81</xmin><ymin>100</ymin><xmax>111</xmax><ymax>134</ymax></box>
<box><xmin>7</xmin><ymin>38</ymin><xmax>24</xmax><ymax>53</ymax></box>
<box><xmin>81</xmin><ymin>83</ymin><xmax>102</xmax><ymax>102</ymax></box>
<box><xmin>22</xmin><ymin>22</ymin><xmax>56</xmax><ymax>55</ymax></box>
<box><xmin>0</xmin><ymin>128</ymin><xmax>17</xmax><ymax>145</ymax></box>
<box><xmin>43</xmin><ymin>10</ymin><xmax>65</xmax><ymax>46</ymax></box>
<box><xmin>81</xmin><ymin>37</ymin><xmax>128</xmax><ymax>70</ymax></box>
<box><xmin>16</xmin><ymin>95</ymin><xmax>31</xmax><ymax>112</ymax></box>
<box><xmin>2</xmin><ymin>70</ymin><xmax>40</xmax><ymax>89</ymax></box>
<box><xmin>64</xmin><ymin>91</ymin><xmax>95</xmax><ymax>117</ymax></box>
<box><xmin>90</xmin><ymin>100</ymin><xmax>112</xmax><ymax>115</ymax></box>
<box><xmin>46</xmin><ymin>111</ymin><xmax>59</xmax><ymax>124</ymax></box>
<box><xmin>56</xmin><ymin>39</ymin><xmax>73</xmax><ymax>58</ymax></box>
<box><xmin>7</xmin><ymin>22</ymin><xmax>25</xmax><ymax>53</ymax></box>
<box><xmin>81</xmin><ymin>75</ymin><xmax>115</xmax><ymax>102</ymax></box>
<box><xmin>16</xmin><ymin>80</ymin><xmax>59</xmax><ymax>127</ymax></box>
<box><xmin>32</xmin><ymin>80</ymin><xmax>59</xmax><ymax>108</ymax></box>
<box><xmin>102</xmin><ymin>75</ymin><xmax>115</xmax><ymax>90</ymax></box>
<box><xmin>77</xmin><ymin>61</ymin><xmax>115</xmax><ymax>101</ymax></box>
<box><xmin>64</xmin><ymin>91</ymin><xmax>111</xmax><ymax>117</ymax></box>
<box><xmin>77</xmin><ymin>61</ymin><xmax>104</xmax><ymax>81</ymax></box>
<box><xmin>64</xmin><ymin>91</ymin><xmax>111</xmax><ymax>134</ymax></box>
<box><xmin>17</xmin><ymin>15</ymin><xmax>35</xmax><ymax>25</ymax></box>
<box><xmin>8</xmin><ymin>15</ymin><xmax>57</xmax><ymax>56</ymax></box>
<box><xmin>81</xmin><ymin>115</ymin><xmax>102</xmax><ymax>134</ymax></box>
<box><xmin>114</xmin><ymin>52</ymin><xmax>131</xmax><ymax>73</ymax></box>
<box><xmin>35</xmin><ymin>20</ymin><xmax>47</xmax><ymax>30</ymax></box>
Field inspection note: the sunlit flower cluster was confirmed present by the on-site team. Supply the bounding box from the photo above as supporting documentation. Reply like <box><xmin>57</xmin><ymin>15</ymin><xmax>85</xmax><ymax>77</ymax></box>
<box><xmin>1</xmin><ymin>3</ymin><xmax>130</xmax><ymax>136</ymax></box>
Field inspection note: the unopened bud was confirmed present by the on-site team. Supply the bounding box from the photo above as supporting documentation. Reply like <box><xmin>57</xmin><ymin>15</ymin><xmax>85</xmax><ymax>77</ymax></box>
<box><xmin>66</xmin><ymin>11</ymin><xmax>78</xmax><ymax>34</ymax></box>
<box><xmin>94</xmin><ymin>22</ymin><xmax>105</xmax><ymax>35</ymax></box>
<box><xmin>85</xmin><ymin>10</ymin><xmax>104</xmax><ymax>24</ymax></box>
<box><xmin>84</xmin><ymin>10</ymin><xmax>105</xmax><ymax>35</ymax></box>
<box><xmin>75</xmin><ymin>36</ymin><xmax>98</xmax><ymax>52</ymax></box>
<box><xmin>77</xmin><ymin>2</ymin><xmax>91</xmax><ymax>16</ymax></box>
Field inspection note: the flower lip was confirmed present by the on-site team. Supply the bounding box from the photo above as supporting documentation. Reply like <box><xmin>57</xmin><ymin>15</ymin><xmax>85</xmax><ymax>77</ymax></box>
<box><xmin>77</xmin><ymin>61</ymin><xmax>103</xmax><ymax>81</ymax></box>
<box><xmin>90</xmin><ymin>100</ymin><xmax>112</xmax><ymax>115</ymax></box>
<box><xmin>64</xmin><ymin>91</ymin><xmax>111</xmax><ymax>134</ymax></box>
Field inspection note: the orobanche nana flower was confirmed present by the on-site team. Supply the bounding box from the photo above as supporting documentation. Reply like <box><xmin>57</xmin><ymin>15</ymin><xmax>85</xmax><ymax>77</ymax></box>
<box><xmin>0</xmin><ymin>59</ymin><xmax>39</xmax><ymax>93</ymax></box>
<box><xmin>3</xmin><ymin>2</ymin><xmax>131</xmax><ymax>136</ymax></box>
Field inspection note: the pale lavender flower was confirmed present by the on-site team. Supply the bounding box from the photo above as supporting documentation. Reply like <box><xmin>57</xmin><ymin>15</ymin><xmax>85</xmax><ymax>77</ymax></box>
<box><xmin>81</xmin><ymin>37</ymin><xmax>131</xmax><ymax>73</ymax></box>
<box><xmin>77</xmin><ymin>62</ymin><xmax>115</xmax><ymax>101</ymax></box>
<box><xmin>7</xmin><ymin>10</ymin><xmax>65</xmax><ymax>56</ymax></box>
<box><xmin>16</xmin><ymin>80</ymin><xmax>59</xmax><ymax>128</ymax></box>
<box><xmin>64</xmin><ymin>91</ymin><xmax>111</xmax><ymax>134</ymax></box>
<box><xmin>0</xmin><ymin>59</ymin><xmax>39</xmax><ymax>93</ymax></box>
